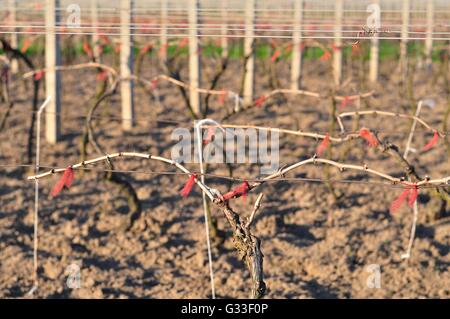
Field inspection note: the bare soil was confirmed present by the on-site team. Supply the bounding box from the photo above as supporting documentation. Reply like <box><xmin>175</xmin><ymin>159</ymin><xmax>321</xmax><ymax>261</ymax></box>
<box><xmin>0</xmin><ymin>55</ymin><xmax>449</xmax><ymax>298</ymax></box>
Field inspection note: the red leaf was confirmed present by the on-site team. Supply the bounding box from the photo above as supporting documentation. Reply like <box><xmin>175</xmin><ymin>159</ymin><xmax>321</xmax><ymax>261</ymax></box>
<box><xmin>390</xmin><ymin>188</ymin><xmax>410</xmax><ymax>213</ymax></box>
<box><xmin>222</xmin><ymin>181</ymin><xmax>250</xmax><ymax>201</ymax></box>
<box><xmin>316</xmin><ymin>133</ymin><xmax>330</xmax><ymax>156</ymax></box>
<box><xmin>150</xmin><ymin>79</ymin><xmax>158</xmax><ymax>90</ymax></box>
<box><xmin>320</xmin><ymin>50</ymin><xmax>331</xmax><ymax>61</ymax></box>
<box><xmin>423</xmin><ymin>131</ymin><xmax>439</xmax><ymax>151</ymax></box>
<box><xmin>352</xmin><ymin>42</ymin><xmax>360</xmax><ymax>56</ymax></box>
<box><xmin>271</xmin><ymin>48</ymin><xmax>281</xmax><ymax>62</ymax></box>
<box><xmin>408</xmin><ymin>186</ymin><xmax>418</xmax><ymax>207</ymax></box>
<box><xmin>180</xmin><ymin>173</ymin><xmax>197</xmax><ymax>197</ymax></box>
<box><xmin>99</xmin><ymin>33</ymin><xmax>110</xmax><ymax>45</ymax></box>
<box><xmin>340</xmin><ymin>96</ymin><xmax>353</xmax><ymax>110</ymax></box>
<box><xmin>34</xmin><ymin>70</ymin><xmax>44</xmax><ymax>81</ymax></box>
<box><xmin>359</xmin><ymin>128</ymin><xmax>378</xmax><ymax>147</ymax></box>
<box><xmin>178</xmin><ymin>37</ymin><xmax>189</xmax><ymax>49</ymax></box>
<box><xmin>254</xmin><ymin>95</ymin><xmax>267</xmax><ymax>107</ymax></box>
<box><xmin>83</xmin><ymin>41</ymin><xmax>93</xmax><ymax>58</ymax></box>
<box><xmin>218</xmin><ymin>90</ymin><xmax>226</xmax><ymax>105</ymax></box>
<box><xmin>21</xmin><ymin>38</ymin><xmax>33</xmax><ymax>53</ymax></box>
<box><xmin>332</xmin><ymin>44</ymin><xmax>341</xmax><ymax>52</ymax></box>
<box><xmin>284</xmin><ymin>43</ymin><xmax>293</xmax><ymax>55</ymax></box>
<box><xmin>50</xmin><ymin>167</ymin><xmax>74</xmax><ymax>197</ymax></box>
<box><xmin>96</xmin><ymin>70</ymin><xmax>108</xmax><ymax>82</ymax></box>
<box><xmin>140</xmin><ymin>44</ymin><xmax>153</xmax><ymax>55</ymax></box>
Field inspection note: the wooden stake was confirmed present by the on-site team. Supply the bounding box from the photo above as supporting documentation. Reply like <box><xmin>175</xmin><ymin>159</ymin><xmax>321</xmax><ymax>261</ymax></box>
<box><xmin>160</xmin><ymin>0</ymin><xmax>168</xmax><ymax>61</ymax></box>
<box><xmin>8</xmin><ymin>0</ymin><xmax>18</xmax><ymax>74</ymax></box>
<box><xmin>188</xmin><ymin>0</ymin><xmax>201</xmax><ymax>116</ymax></box>
<box><xmin>369</xmin><ymin>0</ymin><xmax>380</xmax><ymax>83</ymax></box>
<box><xmin>243</xmin><ymin>0</ymin><xmax>255</xmax><ymax>106</ymax></box>
<box><xmin>425</xmin><ymin>0</ymin><xmax>434</xmax><ymax>68</ymax></box>
<box><xmin>221</xmin><ymin>0</ymin><xmax>229</xmax><ymax>59</ymax></box>
<box><xmin>91</xmin><ymin>0</ymin><xmax>101</xmax><ymax>62</ymax></box>
<box><xmin>120</xmin><ymin>0</ymin><xmax>135</xmax><ymax>130</ymax></box>
<box><xmin>290</xmin><ymin>0</ymin><xmax>304</xmax><ymax>90</ymax></box>
<box><xmin>45</xmin><ymin>0</ymin><xmax>61</xmax><ymax>143</ymax></box>
<box><xmin>400</xmin><ymin>0</ymin><xmax>410</xmax><ymax>74</ymax></box>
<box><xmin>333</xmin><ymin>0</ymin><xmax>343</xmax><ymax>86</ymax></box>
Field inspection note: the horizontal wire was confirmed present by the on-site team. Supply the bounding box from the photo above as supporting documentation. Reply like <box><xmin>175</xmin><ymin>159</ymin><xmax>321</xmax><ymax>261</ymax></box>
<box><xmin>1</xmin><ymin>108</ymin><xmax>447</xmax><ymax>136</ymax></box>
<box><xmin>6</xmin><ymin>24</ymin><xmax>450</xmax><ymax>35</ymax></box>
<box><xmin>5</xmin><ymin>7</ymin><xmax>450</xmax><ymax>14</ymax></box>
<box><xmin>0</xmin><ymin>163</ymin><xmax>448</xmax><ymax>189</ymax></box>
<box><xmin>3</xmin><ymin>31</ymin><xmax>450</xmax><ymax>40</ymax></box>
<box><xmin>5</xmin><ymin>21</ymin><xmax>450</xmax><ymax>28</ymax></box>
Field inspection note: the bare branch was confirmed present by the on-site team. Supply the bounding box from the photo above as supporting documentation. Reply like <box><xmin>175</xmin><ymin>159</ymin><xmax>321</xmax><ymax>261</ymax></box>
<box><xmin>246</xmin><ymin>193</ymin><xmax>264</xmax><ymax>229</ymax></box>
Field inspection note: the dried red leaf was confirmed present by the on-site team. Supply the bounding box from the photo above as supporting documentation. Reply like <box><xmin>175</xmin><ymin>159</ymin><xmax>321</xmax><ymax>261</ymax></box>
<box><xmin>34</xmin><ymin>70</ymin><xmax>44</xmax><ymax>81</ymax></box>
<box><xmin>340</xmin><ymin>96</ymin><xmax>352</xmax><ymax>110</ymax></box>
<box><xmin>180</xmin><ymin>173</ymin><xmax>197</xmax><ymax>197</ymax></box>
<box><xmin>96</xmin><ymin>70</ymin><xmax>108</xmax><ymax>82</ymax></box>
<box><xmin>83</xmin><ymin>41</ymin><xmax>93</xmax><ymax>58</ymax></box>
<box><xmin>50</xmin><ymin>167</ymin><xmax>74</xmax><ymax>197</ymax></box>
<box><xmin>316</xmin><ymin>133</ymin><xmax>330</xmax><ymax>156</ymax></box>
<box><xmin>218</xmin><ymin>90</ymin><xmax>226</xmax><ymax>105</ymax></box>
<box><xmin>271</xmin><ymin>48</ymin><xmax>281</xmax><ymax>62</ymax></box>
<box><xmin>222</xmin><ymin>181</ymin><xmax>250</xmax><ymax>201</ymax></box>
<box><xmin>352</xmin><ymin>42</ymin><xmax>360</xmax><ymax>56</ymax></box>
<box><xmin>320</xmin><ymin>50</ymin><xmax>331</xmax><ymax>61</ymax></box>
<box><xmin>390</xmin><ymin>188</ymin><xmax>410</xmax><ymax>213</ymax></box>
<box><xmin>178</xmin><ymin>37</ymin><xmax>189</xmax><ymax>49</ymax></box>
<box><xmin>359</xmin><ymin>128</ymin><xmax>378</xmax><ymax>147</ymax></box>
<box><xmin>140</xmin><ymin>44</ymin><xmax>153</xmax><ymax>55</ymax></box>
<box><xmin>99</xmin><ymin>33</ymin><xmax>110</xmax><ymax>45</ymax></box>
<box><xmin>21</xmin><ymin>38</ymin><xmax>33</xmax><ymax>53</ymax></box>
<box><xmin>255</xmin><ymin>95</ymin><xmax>267</xmax><ymax>107</ymax></box>
<box><xmin>284</xmin><ymin>43</ymin><xmax>293</xmax><ymax>55</ymax></box>
<box><xmin>408</xmin><ymin>186</ymin><xmax>418</xmax><ymax>207</ymax></box>
<box><xmin>150</xmin><ymin>79</ymin><xmax>158</xmax><ymax>90</ymax></box>
<box><xmin>423</xmin><ymin>131</ymin><xmax>439</xmax><ymax>151</ymax></box>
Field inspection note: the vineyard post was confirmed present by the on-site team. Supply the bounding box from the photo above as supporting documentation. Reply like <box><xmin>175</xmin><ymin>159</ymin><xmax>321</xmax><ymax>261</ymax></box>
<box><xmin>45</xmin><ymin>0</ymin><xmax>62</xmax><ymax>143</ymax></box>
<box><xmin>188</xmin><ymin>0</ymin><xmax>202</xmax><ymax>116</ymax></box>
<box><xmin>400</xmin><ymin>0</ymin><xmax>410</xmax><ymax>76</ymax></box>
<box><xmin>333</xmin><ymin>0</ymin><xmax>343</xmax><ymax>86</ymax></box>
<box><xmin>290</xmin><ymin>0</ymin><xmax>304</xmax><ymax>91</ymax></box>
<box><xmin>160</xmin><ymin>0</ymin><xmax>168</xmax><ymax>61</ymax></box>
<box><xmin>369</xmin><ymin>0</ymin><xmax>380</xmax><ymax>83</ymax></box>
<box><xmin>7</xmin><ymin>0</ymin><xmax>18</xmax><ymax>74</ymax></box>
<box><xmin>243</xmin><ymin>0</ymin><xmax>255</xmax><ymax>106</ymax></box>
<box><xmin>28</xmin><ymin>96</ymin><xmax>51</xmax><ymax>296</ymax></box>
<box><xmin>120</xmin><ymin>0</ymin><xmax>135</xmax><ymax>130</ymax></box>
<box><xmin>221</xmin><ymin>0</ymin><xmax>229</xmax><ymax>59</ymax></box>
<box><xmin>425</xmin><ymin>0</ymin><xmax>434</xmax><ymax>69</ymax></box>
<box><xmin>91</xmin><ymin>0</ymin><xmax>101</xmax><ymax>62</ymax></box>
